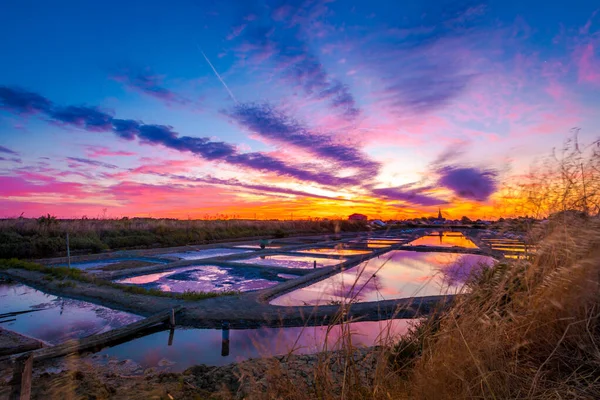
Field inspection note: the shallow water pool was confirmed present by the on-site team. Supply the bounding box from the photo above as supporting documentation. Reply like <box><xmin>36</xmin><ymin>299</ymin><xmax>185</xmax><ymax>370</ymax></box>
<box><xmin>296</xmin><ymin>248</ymin><xmax>372</xmax><ymax>256</ymax></box>
<box><xmin>158</xmin><ymin>248</ymin><xmax>251</xmax><ymax>260</ymax></box>
<box><xmin>95</xmin><ymin>319</ymin><xmax>414</xmax><ymax>371</ymax></box>
<box><xmin>0</xmin><ymin>282</ymin><xmax>142</xmax><ymax>345</ymax></box>
<box><xmin>116</xmin><ymin>265</ymin><xmax>283</xmax><ymax>293</ymax></box>
<box><xmin>270</xmin><ymin>250</ymin><xmax>494</xmax><ymax>306</ymax></box>
<box><xmin>237</xmin><ymin>255</ymin><xmax>344</xmax><ymax>269</ymax></box>
<box><xmin>52</xmin><ymin>257</ymin><xmax>169</xmax><ymax>270</ymax></box>
<box><xmin>408</xmin><ymin>233</ymin><xmax>478</xmax><ymax>248</ymax></box>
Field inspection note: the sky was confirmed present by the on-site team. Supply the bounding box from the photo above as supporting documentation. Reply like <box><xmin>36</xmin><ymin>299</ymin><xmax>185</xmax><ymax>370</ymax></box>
<box><xmin>0</xmin><ymin>0</ymin><xmax>599</xmax><ymax>220</ymax></box>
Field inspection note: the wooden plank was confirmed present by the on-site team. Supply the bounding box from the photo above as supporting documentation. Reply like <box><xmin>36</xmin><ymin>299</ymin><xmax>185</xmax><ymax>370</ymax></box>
<box><xmin>15</xmin><ymin>306</ymin><xmax>183</xmax><ymax>362</ymax></box>
<box><xmin>9</xmin><ymin>353</ymin><xmax>33</xmax><ymax>400</ymax></box>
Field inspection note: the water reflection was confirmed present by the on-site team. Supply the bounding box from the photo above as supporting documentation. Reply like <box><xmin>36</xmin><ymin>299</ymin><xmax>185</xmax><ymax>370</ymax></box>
<box><xmin>239</xmin><ymin>255</ymin><xmax>344</xmax><ymax>269</ymax></box>
<box><xmin>116</xmin><ymin>265</ymin><xmax>282</xmax><ymax>293</ymax></box>
<box><xmin>297</xmin><ymin>248</ymin><xmax>372</xmax><ymax>256</ymax></box>
<box><xmin>159</xmin><ymin>248</ymin><xmax>251</xmax><ymax>260</ymax></box>
<box><xmin>0</xmin><ymin>283</ymin><xmax>141</xmax><ymax>345</ymax></box>
<box><xmin>53</xmin><ymin>257</ymin><xmax>169</xmax><ymax>270</ymax></box>
<box><xmin>270</xmin><ymin>251</ymin><xmax>494</xmax><ymax>306</ymax></box>
<box><xmin>97</xmin><ymin>319</ymin><xmax>414</xmax><ymax>371</ymax></box>
<box><xmin>408</xmin><ymin>232</ymin><xmax>478</xmax><ymax>248</ymax></box>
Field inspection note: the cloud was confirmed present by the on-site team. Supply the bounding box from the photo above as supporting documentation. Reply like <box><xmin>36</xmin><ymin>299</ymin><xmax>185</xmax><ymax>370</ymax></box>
<box><xmin>0</xmin><ymin>145</ymin><xmax>19</xmax><ymax>155</ymax></box>
<box><xmin>371</xmin><ymin>186</ymin><xmax>448</xmax><ymax>206</ymax></box>
<box><xmin>577</xmin><ymin>43</ymin><xmax>600</xmax><ymax>85</ymax></box>
<box><xmin>358</xmin><ymin>2</ymin><xmax>489</xmax><ymax>116</ymax></box>
<box><xmin>66</xmin><ymin>157</ymin><xmax>119</xmax><ymax>170</ymax></box>
<box><xmin>112</xmin><ymin>119</ymin><xmax>141</xmax><ymax>140</ymax></box>
<box><xmin>49</xmin><ymin>106</ymin><xmax>114</xmax><ymax>131</ymax></box>
<box><xmin>230</xmin><ymin>2</ymin><xmax>360</xmax><ymax>119</ymax></box>
<box><xmin>437</xmin><ymin>166</ymin><xmax>497</xmax><ymax>201</ymax></box>
<box><xmin>149</xmin><ymin>171</ymin><xmax>359</xmax><ymax>202</ymax></box>
<box><xmin>0</xmin><ymin>156</ymin><xmax>22</xmax><ymax>164</ymax></box>
<box><xmin>85</xmin><ymin>146</ymin><xmax>136</xmax><ymax>158</ymax></box>
<box><xmin>0</xmin><ymin>86</ymin><xmax>53</xmax><ymax>114</ymax></box>
<box><xmin>0</xmin><ymin>86</ymin><xmax>358</xmax><ymax>188</ymax></box>
<box><xmin>430</xmin><ymin>141</ymin><xmax>499</xmax><ymax>201</ymax></box>
<box><xmin>112</xmin><ymin>68</ymin><xmax>193</xmax><ymax>106</ymax></box>
<box><xmin>228</xmin><ymin>102</ymin><xmax>379</xmax><ymax>178</ymax></box>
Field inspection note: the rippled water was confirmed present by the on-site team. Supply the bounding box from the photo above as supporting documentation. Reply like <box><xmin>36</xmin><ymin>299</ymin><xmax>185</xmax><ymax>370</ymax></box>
<box><xmin>116</xmin><ymin>265</ymin><xmax>282</xmax><ymax>292</ymax></box>
<box><xmin>96</xmin><ymin>319</ymin><xmax>415</xmax><ymax>371</ymax></box>
<box><xmin>0</xmin><ymin>282</ymin><xmax>142</xmax><ymax>345</ymax></box>
<box><xmin>270</xmin><ymin>250</ymin><xmax>494</xmax><ymax>306</ymax></box>
<box><xmin>237</xmin><ymin>255</ymin><xmax>344</xmax><ymax>269</ymax></box>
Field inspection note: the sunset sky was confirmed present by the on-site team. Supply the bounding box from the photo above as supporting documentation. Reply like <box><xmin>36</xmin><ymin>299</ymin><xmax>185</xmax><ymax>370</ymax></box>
<box><xmin>1</xmin><ymin>0</ymin><xmax>599</xmax><ymax>220</ymax></box>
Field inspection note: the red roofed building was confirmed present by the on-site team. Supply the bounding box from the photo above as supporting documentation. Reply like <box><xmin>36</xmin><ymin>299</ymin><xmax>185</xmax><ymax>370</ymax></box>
<box><xmin>348</xmin><ymin>213</ymin><xmax>368</xmax><ymax>221</ymax></box>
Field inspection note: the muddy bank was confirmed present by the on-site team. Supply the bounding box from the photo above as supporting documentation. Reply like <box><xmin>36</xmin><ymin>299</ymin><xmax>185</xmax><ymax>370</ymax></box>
<box><xmin>0</xmin><ymin>328</ymin><xmax>44</xmax><ymax>357</ymax></box>
<box><xmin>0</xmin><ymin>346</ymin><xmax>385</xmax><ymax>399</ymax></box>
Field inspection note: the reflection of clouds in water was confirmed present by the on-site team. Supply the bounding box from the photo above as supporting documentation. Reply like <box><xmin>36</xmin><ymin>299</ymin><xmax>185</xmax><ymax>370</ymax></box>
<box><xmin>1</xmin><ymin>283</ymin><xmax>141</xmax><ymax>345</ymax></box>
<box><xmin>241</xmin><ymin>255</ymin><xmax>343</xmax><ymax>269</ymax></box>
<box><xmin>99</xmin><ymin>320</ymin><xmax>416</xmax><ymax>371</ymax></box>
<box><xmin>121</xmin><ymin>265</ymin><xmax>280</xmax><ymax>293</ymax></box>
<box><xmin>436</xmin><ymin>254</ymin><xmax>494</xmax><ymax>286</ymax></box>
<box><xmin>271</xmin><ymin>251</ymin><xmax>495</xmax><ymax>306</ymax></box>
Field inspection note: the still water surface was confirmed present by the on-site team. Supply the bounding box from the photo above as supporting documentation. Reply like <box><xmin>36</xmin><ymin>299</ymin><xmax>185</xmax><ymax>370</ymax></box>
<box><xmin>270</xmin><ymin>251</ymin><xmax>494</xmax><ymax>306</ymax></box>
<box><xmin>0</xmin><ymin>282</ymin><xmax>141</xmax><ymax>345</ymax></box>
<box><xmin>408</xmin><ymin>233</ymin><xmax>478</xmax><ymax>248</ymax></box>
<box><xmin>116</xmin><ymin>265</ymin><xmax>282</xmax><ymax>292</ymax></box>
<box><xmin>98</xmin><ymin>319</ymin><xmax>414</xmax><ymax>371</ymax></box>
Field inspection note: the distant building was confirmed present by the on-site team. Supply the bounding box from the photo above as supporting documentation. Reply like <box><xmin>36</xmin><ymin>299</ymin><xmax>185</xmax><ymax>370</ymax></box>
<box><xmin>435</xmin><ymin>208</ymin><xmax>446</xmax><ymax>222</ymax></box>
<box><xmin>371</xmin><ymin>219</ymin><xmax>386</xmax><ymax>227</ymax></box>
<box><xmin>348</xmin><ymin>213</ymin><xmax>368</xmax><ymax>221</ymax></box>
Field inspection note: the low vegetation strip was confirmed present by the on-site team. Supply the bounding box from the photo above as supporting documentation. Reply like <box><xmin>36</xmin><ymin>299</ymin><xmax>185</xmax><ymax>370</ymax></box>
<box><xmin>0</xmin><ymin>259</ymin><xmax>239</xmax><ymax>301</ymax></box>
<box><xmin>0</xmin><ymin>218</ymin><xmax>368</xmax><ymax>259</ymax></box>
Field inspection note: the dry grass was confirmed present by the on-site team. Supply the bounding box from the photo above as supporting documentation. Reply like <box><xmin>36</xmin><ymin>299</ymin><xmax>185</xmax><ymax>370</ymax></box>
<box><xmin>404</xmin><ymin>214</ymin><xmax>600</xmax><ymax>399</ymax></box>
<box><xmin>0</xmin><ymin>217</ymin><xmax>368</xmax><ymax>259</ymax></box>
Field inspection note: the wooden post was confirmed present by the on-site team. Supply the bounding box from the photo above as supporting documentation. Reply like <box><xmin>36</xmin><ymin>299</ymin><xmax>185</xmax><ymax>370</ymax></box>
<box><xmin>221</xmin><ymin>322</ymin><xmax>230</xmax><ymax>357</ymax></box>
<box><xmin>314</xmin><ymin>260</ymin><xmax>317</xmax><ymax>269</ymax></box>
<box><xmin>168</xmin><ymin>328</ymin><xmax>174</xmax><ymax>346</ymax></box>
<box><xmin>169</xmin><ymin>308</ymin><xmax>175</xmax><ymax>328</ymax></box>
<box><xmin>10</xmin><ymin>353</ymin><xmax>33</xmax><ymax>400</ymax></box>
<box><xmin>66</xmin><ymin>232</ymin><xmax>71</xmax><ymax>269</ymax></box>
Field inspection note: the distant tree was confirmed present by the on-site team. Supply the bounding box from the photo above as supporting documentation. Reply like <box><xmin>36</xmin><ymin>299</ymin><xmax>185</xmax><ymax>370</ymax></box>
<box><xmin>461</xmin><ymin>216</ymin><xmax>472</xmax><ymax>224</ymax></box>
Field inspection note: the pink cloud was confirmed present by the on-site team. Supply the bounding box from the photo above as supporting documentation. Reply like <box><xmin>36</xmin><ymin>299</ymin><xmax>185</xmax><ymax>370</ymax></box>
<box><xmin>85</xmin><ymin>146</ymin><xmax>136</xmax><ymax>158</ymax></box>
<box><xmin>577</xmin><ymin>43</ymin><xmax>600</xmax><ymax>85</ymax></box>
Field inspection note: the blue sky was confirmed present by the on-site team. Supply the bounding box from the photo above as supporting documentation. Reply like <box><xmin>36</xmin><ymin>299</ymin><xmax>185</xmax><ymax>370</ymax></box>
<box><xmin>0</xmin><ymin>0</ymin><xmax>599</xmax><ymax>219</ymax></box>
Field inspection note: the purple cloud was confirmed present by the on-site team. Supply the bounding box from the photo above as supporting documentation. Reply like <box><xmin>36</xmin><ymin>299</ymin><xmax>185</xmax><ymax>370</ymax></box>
<box><xmin>231</xmin><ymin>2</ymin><xmax>360</xmax><ymax>119</ymax></box>
<box><xmin>229</xmin><ymin>103</ymin><xmax>379</xmax><ymax>179</ymax></box>
<box><xmin>0</xmin><ymin>86</ymin><xmax>359</xmax><ymax>188</ymax></box>
<box><xmin>0</xmin><ymin>86</ymin><xmax>53</xmax><ymax>114</ymax></box>
<box><xmin>0</xmin><ymin>145</ymin><xmax>19</xmax><ymax>156</ymax></box>
<box><xmin>437</xmin><ymin>166</ymin><xmax>497</xmax><ymax>201</ymax></box>
<box><xmin>49</xmin><ymin>106</ymin><xmax>114</xmax><ymax>132</ymax></box>
<box><xmin>0</xmin><ymin>156</ymin><xmax>22</xmax><ymax>164</ymax></box>
<box><xmin>66</xmin><ymin>157</ymin><xmax>119</xmax><ymax>170</ymax></box>
<box><xmin>371</xmin><ymin>186</ymin><xmax>448</xmax><ymax>207</ymax></box>
<box><xmin>359</xmin><ymin>2</ymin><xmax>488</xmax><ymax>115</ymax></box>
<box><xmin>112</xmin><ymin>68</ymin><xmax>191</xmax><ymax>106</ymax></box>
<box><xmin>112</xmin><ymin>119</ymin><xmax>140</xmax><ymax>140</ymax></box>
<box><xmin>149</xmin><ymin>172</ymin><xmax>361</xmax><ymax>202</ymax></box>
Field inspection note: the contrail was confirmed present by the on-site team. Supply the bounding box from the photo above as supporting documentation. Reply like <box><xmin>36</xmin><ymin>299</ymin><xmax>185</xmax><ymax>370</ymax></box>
<box><xmin>197</xmin><ymin>45</ymin><xmax>238</xmax><ymax>104</ymax></box>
